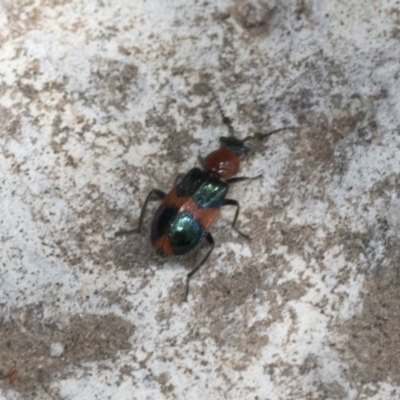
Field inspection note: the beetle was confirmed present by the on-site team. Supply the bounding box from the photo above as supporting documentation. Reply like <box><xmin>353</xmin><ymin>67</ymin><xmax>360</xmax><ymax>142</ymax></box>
<box><xmin>117</xmin><ymin>103</ymin><xmax>295</xmax><ymax>301</ymax></box>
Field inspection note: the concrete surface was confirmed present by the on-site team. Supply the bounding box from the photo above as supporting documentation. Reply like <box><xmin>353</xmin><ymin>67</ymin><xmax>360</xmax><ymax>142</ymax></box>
<box><xmin>1</xmin><ymin>0</ymin><xmax>400</xmax><ymax>399</ymax></box>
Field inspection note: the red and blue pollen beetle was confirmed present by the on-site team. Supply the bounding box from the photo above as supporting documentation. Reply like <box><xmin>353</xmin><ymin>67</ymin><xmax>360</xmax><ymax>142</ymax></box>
<box><xmin>117</xmin><ymin>102</ymin><xmax>295</xmax><ymax>301</ymax></box>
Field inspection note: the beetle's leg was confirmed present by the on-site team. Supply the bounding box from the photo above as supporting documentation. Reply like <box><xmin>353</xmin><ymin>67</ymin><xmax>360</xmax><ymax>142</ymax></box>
<box><xmin>115</xmin><ymin>189</ymin><xmax>165</xmax><ymax>236</ymax></box>
<box><xmin>225</xmin><ymin>174</ymin><xmax>262</xmax><ymax>184</ymax></box>
<box><xmin>134</xmin><ymin>189</ymin><xmax>166</xmax><ymax>233</ymax></box>
<box><xmin>223</xmin><ymin>198</ymin><xmax>251</xmax><ymax>240</ymax></box>
<box><xmin>184</xmin><ymin>232</ymin><xmax>215</xmax><ymax>301</ymax></box>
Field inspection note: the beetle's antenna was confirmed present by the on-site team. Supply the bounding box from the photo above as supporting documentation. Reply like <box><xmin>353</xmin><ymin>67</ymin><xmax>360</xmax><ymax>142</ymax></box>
<box><xmin>209</xmin><ymin>89</ymin><xmax>299</xmax><ymax>140</ymax></box>
<box><xmin>242</xmin><ymin>126</ymin><xmax>299</xmax><ymax>142</ymax></box>
<box><xmin>210</xmin><ymin>90</ymin><xmax>236</xmax><ymax>137</ymax></box>
<box><xmin>219</xmin><ymin>107</ymin><xmax>235</xmax><ymax>138</ymax></box>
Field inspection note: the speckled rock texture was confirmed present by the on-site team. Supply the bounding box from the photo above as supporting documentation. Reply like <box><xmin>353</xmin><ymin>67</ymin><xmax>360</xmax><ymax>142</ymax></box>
<box><xmin>1</xmin><ymin>0</ymin><xmax>400</xmax><ymax>399</ymax></box>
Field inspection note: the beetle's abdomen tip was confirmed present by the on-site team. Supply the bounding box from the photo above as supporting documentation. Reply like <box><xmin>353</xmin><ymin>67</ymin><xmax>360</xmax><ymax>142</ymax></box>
<box><xmin>152</xmin><ymin>234</ymin><xmax>175</xmax><ymax>256</ymax></box>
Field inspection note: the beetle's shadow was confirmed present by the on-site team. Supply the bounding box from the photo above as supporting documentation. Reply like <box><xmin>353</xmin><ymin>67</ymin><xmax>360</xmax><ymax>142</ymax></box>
<box><xmin>113</xmin><ymin>227</ymin><xmax>153</xmax><ymax>272</ymax></box>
